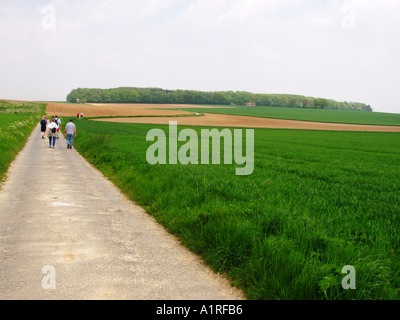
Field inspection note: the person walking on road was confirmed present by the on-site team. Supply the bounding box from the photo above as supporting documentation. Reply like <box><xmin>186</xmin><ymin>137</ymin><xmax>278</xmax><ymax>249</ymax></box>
<box><xmin>40</xmin><ymin>116</ymin><xmax>47</xmax><ymax>139</ymax></box>
<box><xmin>47</xmin><ymin>118</ymin><xmax>59</xmax><ymax>149</ymax></box>
<box><xmin>65</xmin><ymin>119</ymin><xmax>77</xmax><ymax>149</ymax></box>
<box><xmin>55</xmin><ymin>115</ymin><xmax>61</xmax><ymax>139</ymax></box>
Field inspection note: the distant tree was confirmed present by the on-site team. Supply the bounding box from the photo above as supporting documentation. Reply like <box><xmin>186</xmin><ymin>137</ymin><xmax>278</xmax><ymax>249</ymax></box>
<box><xmin>139</xmin><ymin>90</ymin><xmax>152</xmax><ymax>103</ymax></box>
<box><xmin>126</xmin><ymin>90</ymin><xmax>140</xmax><ymax>103</ymax></box>
<box><xmin>233</xmin><ymin>91</ymin><xmax>251</xmax><ymax>105</ymax></box>
<box><xmin>183</xmin><ymin>91</ymin><xmax>196</xmax><ymax>104</ymax></box>
<box><xmin>302</xmin><ymin>97</ymin><xmax>313</xmax><ymax>108</ymax></box>
<box><xmin>314</xmin><ymin>98</ymin><xmax>329</xmax><ymax>109</ymax></box>
<box><xmin>102</xmin><ymin>91</ymin><xmax>112</xmax><ymax>103</ymax></box>
<box><xmin>213</xmin><ymin>92</ymin><xmax>229</xmax><ymax>105</ymax></box>
<box><xmin>289</xmin><ymin>97</ymin><xmax>300</xmax><ymax>107</ymax></box>
<box><xmin>66</xmin><ymin>89</ymin><xmax>79</xmax><ymax>103</ymax></box>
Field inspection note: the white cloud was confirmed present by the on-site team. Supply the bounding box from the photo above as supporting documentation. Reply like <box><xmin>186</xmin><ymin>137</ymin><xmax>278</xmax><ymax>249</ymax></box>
<box><xmin>252</xmin><ymin>44</ymin><xmax>280</xmax><ymax>61</ymax></box>
<box><xmin>216</xmin><ymin>0</ymin><xmax>306</xmax><ymax>24</ymax></box>
<box><xmin>0</xmin><ymin>0</ymin><xmax>399</xmax><ymax>113</ymax></box>
<box><xmin>88</xmin><ymin>0</ymin><xmax>175</xmax><ymax>24</ymax></box>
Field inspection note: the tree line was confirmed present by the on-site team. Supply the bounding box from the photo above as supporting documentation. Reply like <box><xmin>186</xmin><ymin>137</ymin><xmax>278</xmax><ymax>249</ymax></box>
<box><xmin>66</xmin><ymin>87</ymin><xmax>373</xmax><ymax>112</ymax></box>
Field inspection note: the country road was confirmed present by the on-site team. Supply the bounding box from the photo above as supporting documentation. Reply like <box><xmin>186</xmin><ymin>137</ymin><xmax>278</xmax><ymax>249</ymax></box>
<box><xmin>0</xmin><ymin>125</ymin><xmax>245</xmax><ymax>300</ymax></box>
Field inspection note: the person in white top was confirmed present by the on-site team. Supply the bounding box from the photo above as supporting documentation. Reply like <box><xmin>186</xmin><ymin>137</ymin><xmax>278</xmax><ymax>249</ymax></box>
<box><xmin>65</xmin><ymin>119</ymin><xmax>77</xmax><ymax>149</ymax></box>
<box><xmin>47</xmin><ymin>118</ymin><xmax>59</xmax><ymax>149</ymax></box>
<box><xmin>55</xmin><ymin>115</ymin><xmax>61</xmax><ymax>139</ymax></box>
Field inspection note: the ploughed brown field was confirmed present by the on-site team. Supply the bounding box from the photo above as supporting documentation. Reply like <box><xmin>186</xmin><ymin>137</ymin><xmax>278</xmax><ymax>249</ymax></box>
<box><xmin>45</xmin><ymin>102</ymin><xmax>204</xmax><ymax>117</ymax></box>
<box><xmin>46</xmin><ymin>103</ymin><xmax>400</xmax><ymax>132</ymax></box>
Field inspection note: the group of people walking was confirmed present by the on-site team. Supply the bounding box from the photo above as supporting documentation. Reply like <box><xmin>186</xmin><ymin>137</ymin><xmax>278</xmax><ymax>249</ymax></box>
<box><xmin>40</xmin><ymin>115</ymin><xmax>77</xmax><ymax>149</ymax></box>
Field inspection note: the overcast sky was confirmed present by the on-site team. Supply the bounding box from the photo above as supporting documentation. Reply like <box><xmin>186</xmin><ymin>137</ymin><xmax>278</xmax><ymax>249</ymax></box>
<box><xmin>1</xmin><ymin>0</ymin><xmax>399</xmax><ymax>113</ymax></box>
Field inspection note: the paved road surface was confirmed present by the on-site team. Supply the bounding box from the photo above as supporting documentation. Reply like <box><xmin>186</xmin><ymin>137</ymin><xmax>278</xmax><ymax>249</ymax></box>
<box><xmin>0</xmin><ymin>125</ymin><xmax>244</xmax><ymax>300</ymax></box>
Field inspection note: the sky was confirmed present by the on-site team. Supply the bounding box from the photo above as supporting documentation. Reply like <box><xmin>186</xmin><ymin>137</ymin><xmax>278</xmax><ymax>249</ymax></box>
<box><xmin>0</xmin><ymin>0</ymin><xmax>399</xmax><ymax>113</ymax></box>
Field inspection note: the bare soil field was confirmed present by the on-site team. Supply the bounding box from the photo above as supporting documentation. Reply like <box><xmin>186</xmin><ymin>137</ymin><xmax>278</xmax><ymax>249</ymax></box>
<box><xmin>90</xmin><ymin>103</ymin><xmax>232</xmax><ymax>109</ymax></box>
<box><xmin>46</xmin><ymin>102</ymin><xmax>234</xmax><ymax>117</ymax></box>
<box><xmin>46</xmin><ymin>103</ymin><xmax>400</xmax><ymax>132</ymax></box>
<box><xmin>45</xmin><ymin>102</ymin><xmax>197</xmax><ymax>117</ymax></box>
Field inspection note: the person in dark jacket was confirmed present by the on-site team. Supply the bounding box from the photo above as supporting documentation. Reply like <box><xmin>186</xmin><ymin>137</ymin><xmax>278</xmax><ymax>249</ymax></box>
<box><xmin>40</xmin><ymin>116</ymin><xmax>47</xmax><ymax>139</ymax></box>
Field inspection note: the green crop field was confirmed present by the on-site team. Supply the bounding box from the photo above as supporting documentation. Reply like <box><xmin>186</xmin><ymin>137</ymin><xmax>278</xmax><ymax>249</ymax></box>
<box><xmin>0</xmin><ymin>101</ymin><xmax>46</xmax><ymax>183</ymax></box>
<box><xmin>68</xmin><ymin>118</ymin><xmax>400</xmax><ymax>300</ymax></box>
<box><xmin>169</xmin><ymin>105</ymin><xmax>400</xmax><ymax>126</ymax></box>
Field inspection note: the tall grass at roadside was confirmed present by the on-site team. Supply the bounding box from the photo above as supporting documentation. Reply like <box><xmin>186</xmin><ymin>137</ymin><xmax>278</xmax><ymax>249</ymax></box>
<box><xmin>71</xmin><ymin>119</ymin><xmax>400</xmax><ymax>300</ymax></box>
<box><xmin>0</xmin><ymin>101</ymin><xmax>46</xmax><ymax>183</ymax></box>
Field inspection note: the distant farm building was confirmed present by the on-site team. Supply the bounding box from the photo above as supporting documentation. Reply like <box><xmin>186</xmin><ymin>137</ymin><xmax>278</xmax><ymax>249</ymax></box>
<box><xmin>245</xmin><ymin>102</ymin><xmax>256</xmax><ymax>106</ymax></box>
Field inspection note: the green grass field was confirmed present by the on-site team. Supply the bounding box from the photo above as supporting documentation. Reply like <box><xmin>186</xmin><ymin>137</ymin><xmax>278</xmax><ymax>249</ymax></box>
<box><xmin>68</xmin><ymin>118</ymin><xmax>400</xmax><ymax>300</ymax></box>
<box><xmin>169</xmin><ymin>105</ymin><xmax>400</xmax><ymax>126</ymax></box>
<box><xmin>0</xmin><ymin>101</ymin><xmax>46</xmax><ymax>183</ymax></box>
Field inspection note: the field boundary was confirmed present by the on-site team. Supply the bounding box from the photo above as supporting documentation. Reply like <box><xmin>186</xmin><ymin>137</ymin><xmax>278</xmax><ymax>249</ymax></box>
<box><xmin>168</xmin><ymin>105</ymin><xmax>400</xmax><ymax>127</ymax></box>
<box><xmin>45</xmin><ymin>102</ymin><xmax>400</xmax><ymax>130</ymax></box>
<box><xmin>91</xmin><ymin>113</ymin><xmax>400</xmax><ymax>132</ymax></box>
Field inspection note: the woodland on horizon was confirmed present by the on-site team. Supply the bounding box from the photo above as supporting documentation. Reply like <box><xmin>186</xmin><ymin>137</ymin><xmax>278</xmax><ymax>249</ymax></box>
<box><xmin>66</xmin><ymin>87</ymin><xmax>373</xmax><ymax>112</ymax></box>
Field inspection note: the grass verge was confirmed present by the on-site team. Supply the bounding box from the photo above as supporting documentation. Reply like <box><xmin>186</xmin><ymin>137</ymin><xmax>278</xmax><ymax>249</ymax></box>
<box><xmin>69</xmin><ymin>118</ymin><xmax>400</xmax><ymax>300</ymax></box>
<box><xmin>0</xmin><ymin>100</ymin><xmax>46</xmax><ymax>185</ymax></box>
